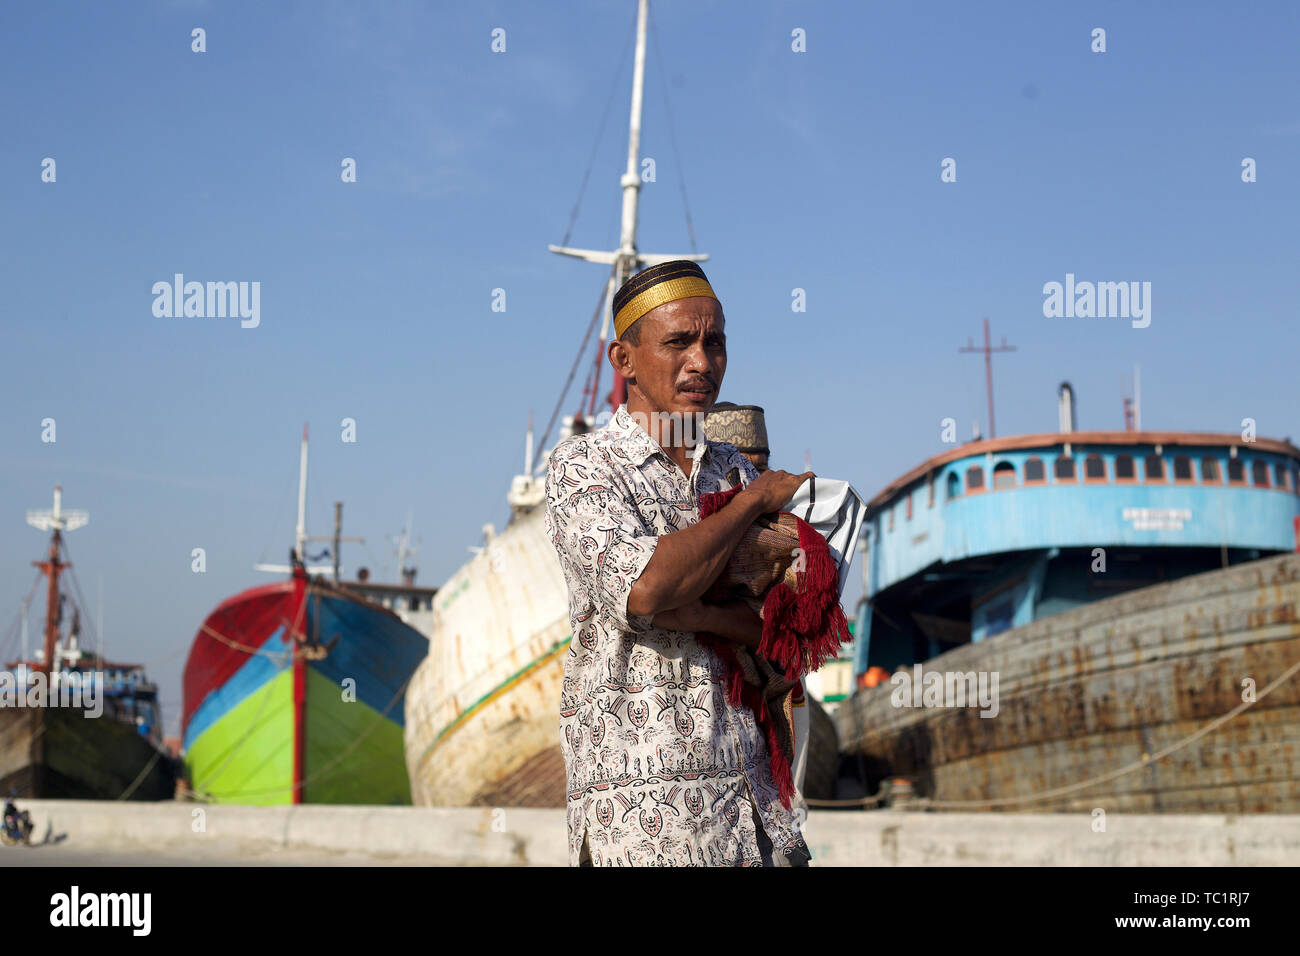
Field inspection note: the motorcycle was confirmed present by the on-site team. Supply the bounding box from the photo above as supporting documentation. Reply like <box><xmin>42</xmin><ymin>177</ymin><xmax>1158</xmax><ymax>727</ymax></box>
<box><xmin>1</xmin><ymin>802</ymin><xmax>33</xmax><ymax>846</ymax></box>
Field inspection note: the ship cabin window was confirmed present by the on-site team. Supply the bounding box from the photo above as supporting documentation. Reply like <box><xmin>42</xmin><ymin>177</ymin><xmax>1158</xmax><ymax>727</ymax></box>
<box><xmin>1227</xmin><ymin>459</ymin><xmax>1245</xmax><ymax>484</ymax></box>
<box><xmin>966</xmin><ymin>465</ymin><xmax>985</xmax><ymax>493</ymax></box>
<box><xmin>946</xmin><ymin>471</ymin><xmax>960</xmax><ymax>501</ymax></box>
<box><xmin>888</xmin><ymin>504</ymin><xmax>894</xmax><ymax>531</ymax></box>
<box><xmin>1251</xmin><ymin>460</ymin><xmax>1270</xmax><ymax>488</ymax></box>
<box><xmin>928</xmin><ymin>475</ymin><xmax>935</xmax><ymax>507</ymax></box>
<box><xmin>906</xmin><ymin>492</ymin><xmax>913</xmax><ymax>520</ymax></box>
<box><xmin>1173</xmin><ymin>456</ymin><xmax>1193</xmax><ymax>482</ymax></box>
<box><xmin>1201</xmin><ymin>458</ymin><xmax>1221</xmax><ymax>483</ymax></box>
<box><xmin>1114</xmin><ymin>454</ymin><xmax>1136</xmax><ymax>481</ymax></box>
<box><xmin>1144</xmin><ymin>455</ymin><xmax>1165</xmax><ymax>482</ymax></box>
<box><xmin>1084</xmin><ymin>454</ymin><xmax>1107</xmax><ymax>482</ymax></box>
<box><xmin>1293</xmin><ymin>466</ymin><xmax>1300</xmax><ymax>496</ymax></box>
<box><xmin>1275</xmin><ymin>463</ymin><xmax>1290</xmax><ymax>491</ymax></box>
<box><xmin>1023</xmin><ymin>456</ymin><xmax>1046</xmax><ymax>484</ymax></box>
<box><xmin>993</xmin><ymin>461</ymin><xmax>1016</xmax><ymax>490</ymax></box>
<box><xmin>1053</xmin><ymin>456</ymin><xmax>1076</xmax><ymax>482</ymax></box>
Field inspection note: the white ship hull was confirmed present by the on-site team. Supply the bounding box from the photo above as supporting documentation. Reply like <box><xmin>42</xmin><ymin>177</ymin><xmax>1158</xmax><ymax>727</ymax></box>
<box><xmin>403</xmin><ymin>507</ymin><xmax>572</xmax><ymax>806</ymax></box>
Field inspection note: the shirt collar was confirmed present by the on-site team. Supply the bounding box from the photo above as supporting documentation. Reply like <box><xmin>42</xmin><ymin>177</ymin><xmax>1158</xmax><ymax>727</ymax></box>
<box><xmin>609</xmin><ymin>404</ymin><xmax>710</xmax><ymax>469</ymax></box>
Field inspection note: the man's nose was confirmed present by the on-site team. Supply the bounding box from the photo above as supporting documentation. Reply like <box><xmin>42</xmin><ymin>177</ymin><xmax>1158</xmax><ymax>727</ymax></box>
<box><xmin>683</xmin><ymin>341</ymin><xmax>710</xmax><ymax>371</ymax></box>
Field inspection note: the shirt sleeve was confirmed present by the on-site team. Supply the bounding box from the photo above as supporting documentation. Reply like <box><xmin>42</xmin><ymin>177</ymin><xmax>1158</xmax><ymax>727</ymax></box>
<box><xmin>717</xmin><ymin>443</ymin><xmax>760</xmax><ymax>488</ymax></box>
<box><xmin>544</xmin><ymin>443</ymin><xmax>659</xmax><ymax>635</ymax></box>
<box><xmin>732</xmin><ymin>451</ymin><xmax>761</xmax><ymax>486</ymax></box>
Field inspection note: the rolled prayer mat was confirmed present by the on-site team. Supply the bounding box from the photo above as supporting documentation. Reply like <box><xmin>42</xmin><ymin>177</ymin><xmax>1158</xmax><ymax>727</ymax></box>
<box><xmin>695</xmin><ymin>483</ymin><xmax>851</xmax><ymax>809</ymax></box>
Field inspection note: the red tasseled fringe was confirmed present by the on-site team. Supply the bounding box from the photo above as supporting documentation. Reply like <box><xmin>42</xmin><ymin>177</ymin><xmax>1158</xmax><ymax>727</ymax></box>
<box><xmin>697</xmin><ymin>484</ymin><xmax>852</xmax><ymax>810</ymax></box>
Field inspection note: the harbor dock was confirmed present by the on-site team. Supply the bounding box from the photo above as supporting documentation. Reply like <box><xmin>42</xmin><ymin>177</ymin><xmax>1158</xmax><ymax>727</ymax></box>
<box><xmin>3</xmin><ymin>800</ymin><xmax>1297</xmax><ymax>866</ymax></box>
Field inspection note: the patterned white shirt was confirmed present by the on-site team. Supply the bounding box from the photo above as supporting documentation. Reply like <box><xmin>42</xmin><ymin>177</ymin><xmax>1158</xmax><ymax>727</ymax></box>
<box><xmin>543</xmin><ymin>403</ymin><xmax>812</xmax><ymax>866</ymax></box>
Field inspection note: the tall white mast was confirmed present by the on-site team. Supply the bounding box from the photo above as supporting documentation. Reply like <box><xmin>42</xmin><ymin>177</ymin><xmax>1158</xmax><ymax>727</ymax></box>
<box><xmin>618</xmin><ymin>0</ymin><xmax>649</xmax><ymax>287</ymax></box>
<box><xmin>523</xmin><ymin>409</ymin><xmax>535</xmax><ymax>478</ymax></box>
<box><xmin>395</xmin><ymin>508</ymin><xmax>414</xmax><ymax>582</ymax></box>
<box><xmin>256</xmin><ymin>424</ymin><xmax>333</xmax><ymax>575</ymax></box>
<box><xmin>295</xmin><ymin>423</ymin><xmax>309</xmax><ymax>563</ymax></box>
<box><xmin>548</xmin><ymin>0</ymin><xmax>707</xmax><ymax>320</ymax></box>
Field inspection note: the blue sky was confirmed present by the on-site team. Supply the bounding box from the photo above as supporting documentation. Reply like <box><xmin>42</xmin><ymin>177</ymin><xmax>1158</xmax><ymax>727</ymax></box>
<box><xmin>2</xmin><ymin>0</ymin><xmax>1297</xmax><ymax>734</ymax></box>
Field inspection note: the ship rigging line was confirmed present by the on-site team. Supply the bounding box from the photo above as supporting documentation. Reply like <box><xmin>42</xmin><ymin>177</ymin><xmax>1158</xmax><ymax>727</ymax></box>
<box><xmin>190</xmin><ymin>672</ymin><xmax>414</xmax><ymax>800</ymax></box>
<box><xmin>188</xmin><ymin>656</ymin><xmax>289</xmax><ymax>795</ymax></box>
<box><xmin>116</xmin><ymin>748</ymin><xmax>166</xmax><ymax>801</ymax></box>
<box><xmin>647</xmin><ymin>6</ymin><xmax>699</xmax><ymax>254</ymax></box>
<box><xmin>813</xmin><ymin>652</ymin><xmax>1300</xmax><ymax>811</ymax></box>
<box><xmin>534</xmin><ymin>266</ymin><xmax>617</xmax><ymax>464</ymax></box>
<box><xmin>187</xmin><ymin>585</ymin><xmax>310</xmax><ymax>794</ymax></box>
<box><xmin>188</xmin><ymin>631</ymin><xmax>416</xmax><ymax>800</ymax></box>
<box><xmin>185</xmin><ymin>580</ymin><xmax>410</xmax><ymax>801</ymax></box>
<box><xmin>0</xmin><ymin>569</ymin><xmax>45</xmax><ymax>662</ymax></box>
<box><xmin>187</xmin><ymin>651</ymin><xmax>290</xmax><ymax>795</ymax></box>
<box><xmin>61</xmin><ymin>540</ymin><xmax>101</xmax><ymax>652</ymax></box>
<box><xmin>193</xmin><ymin>585</ymin><xmax>319</xmax><ymax>664</ymax></box>
<box><xmin>197</xmin><ymin>620</ymin><xmax>296</xmax><ymax>663</ymax></box>
<box><xmin>557</xmin><ymin>22</ymin><xmax>636</xmax><ymax>250</ymax></box>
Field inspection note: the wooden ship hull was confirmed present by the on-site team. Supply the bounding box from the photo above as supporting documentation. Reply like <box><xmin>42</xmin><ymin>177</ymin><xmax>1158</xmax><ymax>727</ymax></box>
<box><xmin>183</xmin><ymin>574</ymin><xmax>429</xmax><ymax>805</ymax></box>
<box><xmin>837</xmin><ymin>551</ymin><xmax>1300</xmax><ymax>812</ymax></box>
<box><xmin>6</xmin><ymin>485</ymin><xmax>177</xmax><ymax>801</ymax></box>
<box><xmin>0</xmin><ymin>708</ymin><xmax>175</xmax><ymax>800</ymax></box>
<box><xmin>404</xmin><ymin>506</ymin><xmax>571</xmax><ymax>807</ymax></box>
<box><xmin>802</xmin><ymin>692</ymin><xmax>840</xmax><ymax>801</ymax></box>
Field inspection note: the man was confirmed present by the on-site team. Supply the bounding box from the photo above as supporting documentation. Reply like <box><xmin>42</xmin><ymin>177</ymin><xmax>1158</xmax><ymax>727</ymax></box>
<box><xmin>702</xmin><ymin>402</ymin><xmax>810</xmax><ymax>817</ymax></box>
<box><xmin>544</xmin><ymin>260</ymin><xmax>814</xmax><ymax>866</ymax></box>
<box><xmin>703</xmin><ymin>402</ymin><xmax>770</xmax><ymax>474</ymax></box>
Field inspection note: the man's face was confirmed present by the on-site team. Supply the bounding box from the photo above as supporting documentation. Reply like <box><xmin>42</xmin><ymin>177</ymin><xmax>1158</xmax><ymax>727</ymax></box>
<box><xmin>617</xmin><ymin>296</ymin><xmax>727</xmax><ymax>417</ymax></box>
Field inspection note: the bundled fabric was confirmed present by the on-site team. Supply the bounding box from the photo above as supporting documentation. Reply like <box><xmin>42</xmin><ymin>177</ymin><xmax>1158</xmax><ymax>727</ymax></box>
<box><xmin>696</xmin><ymin>483</ymin><xmax>852</xmax><ymax>809</ymax></box>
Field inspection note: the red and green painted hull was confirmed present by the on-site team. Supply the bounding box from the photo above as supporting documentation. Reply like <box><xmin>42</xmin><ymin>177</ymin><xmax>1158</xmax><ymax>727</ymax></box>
<box><xmin>182</xmin><ymin>573</ymin><xmax>428</xmax><ymax>805</ymax></box>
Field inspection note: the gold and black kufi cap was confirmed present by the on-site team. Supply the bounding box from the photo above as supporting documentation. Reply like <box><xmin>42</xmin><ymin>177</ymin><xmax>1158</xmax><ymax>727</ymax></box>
<box><xmin>704</xmin><ymin>402</ymin><xmax>769</xmax><ymax>456</ymax></box>
<box><xmin>612</xmin><ymin>259</ymin><xmax>718</xmax><ymax>339</ymax></box>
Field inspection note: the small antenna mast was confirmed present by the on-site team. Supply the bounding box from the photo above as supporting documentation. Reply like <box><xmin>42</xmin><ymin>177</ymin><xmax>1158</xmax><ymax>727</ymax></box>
<box><xmin>958</xmin><ymin>317</ymin><xmax>1016</xmax><ymax>439</ymax></box>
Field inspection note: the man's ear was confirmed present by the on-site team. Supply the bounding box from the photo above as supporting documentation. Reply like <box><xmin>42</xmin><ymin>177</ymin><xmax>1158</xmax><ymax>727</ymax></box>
<box><xmin>608</xmin><ymin>339</ymin><xmax>635</xmax><ymax>382</ymax></box>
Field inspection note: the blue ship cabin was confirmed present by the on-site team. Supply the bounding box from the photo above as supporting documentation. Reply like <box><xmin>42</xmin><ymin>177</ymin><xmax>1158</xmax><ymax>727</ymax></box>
<box><xmin>852</xmin><ymin>430</ymin><xmax>1300</xmax><ymax>683</ymax></box>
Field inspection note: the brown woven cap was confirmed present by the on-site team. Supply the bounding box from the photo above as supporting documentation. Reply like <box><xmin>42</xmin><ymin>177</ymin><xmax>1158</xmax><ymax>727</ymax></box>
<box><xmin>704</xmin><ymin>402</ymin><xmax>769</xmax><ymax>456</ymax></box>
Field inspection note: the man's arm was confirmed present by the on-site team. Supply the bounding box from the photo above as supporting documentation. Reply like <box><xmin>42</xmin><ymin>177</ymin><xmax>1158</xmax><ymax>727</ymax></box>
<box><xmin>626</xmin><ymin>467</ymin><xmax>812</xmax><ymax>618</ymax></box>
<box><xmin>653</xmin><ymin>600</ymin><xmax>763</xmax><ymax>648</ymax></box>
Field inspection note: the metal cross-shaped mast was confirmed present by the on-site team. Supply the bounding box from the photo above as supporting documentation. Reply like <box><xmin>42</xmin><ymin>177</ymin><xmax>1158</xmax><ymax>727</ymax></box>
<box><xmin>958</xmin><ymin>317</ymin><xmax>1016</xmax><ymax>439</ymax></box>
<box><xmin>548</xmin><ymin>0</ymin><xmax>706</xmax><ymax>411</ymax></box>
<box><xmin>26</xmin><ymin>484</ymin><xmax>88</xmax><ymax>534</ymax></box>
<box><xmin>26</xmin><ymin>485</ymin><xmax>88</xmax><ymax>675</ymax></box>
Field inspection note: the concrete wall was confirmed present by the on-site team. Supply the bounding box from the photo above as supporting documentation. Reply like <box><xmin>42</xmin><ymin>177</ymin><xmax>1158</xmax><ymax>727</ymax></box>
<box><xmin>19</xmin><ymin>800</ymin><xmax>568</xmax><ymax>866</ymax></box>
<box><xmin>800</xmin><ymin>811</ymin><xmax>1300</xmax><ymax>866</ymax></box>
<box><xmin>15</xmin><ymin>801</ymin><xmax>1300</xmax><ymax>865</ymax></box>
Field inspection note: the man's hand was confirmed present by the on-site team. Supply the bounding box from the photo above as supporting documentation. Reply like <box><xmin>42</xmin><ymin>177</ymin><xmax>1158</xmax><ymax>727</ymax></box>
<box><xmin>742</xmin><ymin>468</ymin><xmax>814</xmax><ymax>514</ymax></box>
<box><xmin>653</xmin><ymin>600</ymin><xmax>764</xmax><ymax>649</ymax></box>
<box><xmin>651</xmin><ymin>600</ymin><xmax>715</xmax><ymax>633</ymax></box>
<box><xmin>627</xmin><ymin>470</ymin><xmax>813</xmax><ymax>620</ymax></box>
